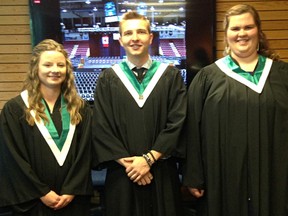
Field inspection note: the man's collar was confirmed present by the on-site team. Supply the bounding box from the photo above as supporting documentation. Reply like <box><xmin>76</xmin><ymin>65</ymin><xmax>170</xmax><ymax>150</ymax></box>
<box><xmin>125</xmin><ymin>56</ymin><xmax>152</xmax><ymax>70</ymax></box>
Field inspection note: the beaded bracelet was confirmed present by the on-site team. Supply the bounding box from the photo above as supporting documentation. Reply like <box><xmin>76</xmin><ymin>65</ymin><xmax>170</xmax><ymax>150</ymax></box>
<box><xmin>148</xmin><ymin>151</ymin><xmax>156</xmax><ymax>162</ymax></box>
<box><xmin>142</xmin><ymin>153</ymin><xmax>153</xmax><ymax>167</ymax></box>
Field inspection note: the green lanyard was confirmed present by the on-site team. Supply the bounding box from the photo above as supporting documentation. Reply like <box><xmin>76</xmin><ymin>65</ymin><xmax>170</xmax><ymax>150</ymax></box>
<box><xmin>226</xmin><ymin>55</ymin><xmax>266</xmax><ymax>85</ymax></box>
<box><xmin>42</xmin><ymin>95</ymin><xmax>70</xmax><ymax>151</ymax></box>
<box><xmin>119</xmin><ymin>61</ymin><xmax>161</xmax><ymax>95</ymax></box>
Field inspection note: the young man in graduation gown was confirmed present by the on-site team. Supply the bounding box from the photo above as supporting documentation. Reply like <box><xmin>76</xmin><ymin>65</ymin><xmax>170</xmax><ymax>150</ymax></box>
<box><xmin>0</xmin><ymin>39</ymin><xmax>93</xmax><ymax>215</ymax></box>
<box><xmin>92</xmin><ymin>12</ymin><xmax>187</xmax><ymax>216</ymax></box>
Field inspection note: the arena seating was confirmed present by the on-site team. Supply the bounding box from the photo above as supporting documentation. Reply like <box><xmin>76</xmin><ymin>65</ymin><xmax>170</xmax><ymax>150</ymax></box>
<box><xmin>64</xmin><ymin>39</ymin><xmax>186</xmax><ymax>59</ymax></box>
<box><xmin>90</xmin><ymin>169</ymin><xmax>107</xmax><ymax>216</ymax></box>
<box><xmin>173</xmin><ymin>39</ymin><xmax>186</xmax><ymax>56</ymax></box>
<box><xmin>73</xmin><ymin>69</ymin><xmax>102</xmax><ymax>102</ymax></box>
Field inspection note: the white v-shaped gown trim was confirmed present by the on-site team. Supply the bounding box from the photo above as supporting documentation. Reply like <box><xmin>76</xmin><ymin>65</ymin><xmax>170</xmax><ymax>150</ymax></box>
<box><xmin>215</xmin><ymin>57</ymin><xmax>273</xmax><ymax>93</ymax></box>
<box><xmin>112</xmin><ymin>63</ymin><xmax>168</xmax><ymax>108</ymax></box>
<box><xmin>20</xmin><ymin>90</ymin><xmax>75</xmax><ymax>166</ymax></box>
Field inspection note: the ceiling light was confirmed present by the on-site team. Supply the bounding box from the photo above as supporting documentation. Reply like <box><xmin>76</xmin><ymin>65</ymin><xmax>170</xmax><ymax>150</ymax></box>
<box><xmin>85</xmin><ymin>0</ymin><xmax>91</xmax><ymax>4</ymax></box>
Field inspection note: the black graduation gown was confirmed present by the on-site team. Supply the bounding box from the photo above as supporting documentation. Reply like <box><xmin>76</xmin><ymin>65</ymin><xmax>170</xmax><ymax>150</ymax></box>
<box><xmin>183</xmin><ymin>60</ymin><xmax>288</xmax><ymax>216</ymax></box>
<box><xmin>0</xmin><ymin>95</ymin><xmax>93</xmax><ymax>215</ymax></box>
<box><xmin>92</xmin><ymin>65</ymin><xmax>187</xmax><ymax>216</ymax></box>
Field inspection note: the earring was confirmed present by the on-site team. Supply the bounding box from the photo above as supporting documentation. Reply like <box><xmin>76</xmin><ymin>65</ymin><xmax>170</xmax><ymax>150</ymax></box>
<box><xmin>225</xmin><ymin>46</ymin><xmax>230</xmax><ymax>55</ymax></box>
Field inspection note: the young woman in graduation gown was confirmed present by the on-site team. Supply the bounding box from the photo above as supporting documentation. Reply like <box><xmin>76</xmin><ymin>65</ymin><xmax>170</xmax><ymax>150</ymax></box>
<box><xmin>183</xmin><ymin>4</ymin><xmax>288</xmax><ymax>216</ymax></box>
<box><xmin>0</xmin><ymin>39</ymin><xmax>93</xmax><ymax>215</ymax></box>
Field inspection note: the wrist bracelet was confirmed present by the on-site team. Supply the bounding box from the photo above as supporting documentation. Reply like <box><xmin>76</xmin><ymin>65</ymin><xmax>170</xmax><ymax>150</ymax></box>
<box><xmin>142</xmin><ymin>154</ymin><xmax>152</xmax><ymax>167</ymax></box>
<box><xmin>148</xmin><ymin>151</ymin><xmax>156</xmax><ymax>162</ymax></box>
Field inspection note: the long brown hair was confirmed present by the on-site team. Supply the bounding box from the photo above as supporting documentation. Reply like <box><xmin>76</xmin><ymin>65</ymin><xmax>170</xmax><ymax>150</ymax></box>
<box><xmin>23</xmin><ymin>39</ymin><xmax>84</xmax><ymax>125</ymax></box>
<box><xmin>223</xmin><ymin>4</ymin><xmax>279</xmax><ymax>60</ymax></box>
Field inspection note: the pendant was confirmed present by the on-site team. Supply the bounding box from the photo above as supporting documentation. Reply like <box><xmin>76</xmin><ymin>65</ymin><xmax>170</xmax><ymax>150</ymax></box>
<box><xmin>139</xmin><ymin>94</ymin><xmax>143</xmax><ymax>100</ymax></box>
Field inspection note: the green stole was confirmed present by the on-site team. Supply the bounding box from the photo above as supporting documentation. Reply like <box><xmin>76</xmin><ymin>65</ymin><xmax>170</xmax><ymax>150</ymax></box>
<box><xmin>119</xmin><ymin>61</ymin><xmax>161</xmax><ymax>99</ymax></box>
<box><xmin>225</xmin><ymin>55</ymin><xmax>266</xmax><ymax>85</ymax></box>
<box><xmin>42</xmin><ymin>95</ymin><xmax>70</xmax><ymax>151</ymax></box>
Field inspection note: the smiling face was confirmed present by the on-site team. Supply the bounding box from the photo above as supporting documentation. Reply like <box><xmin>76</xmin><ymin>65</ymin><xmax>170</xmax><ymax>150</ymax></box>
<box><xmin>119</xmin><ymin>19</ymin><xmax>153</xmax><ymax>64</ymax></box>
<box><xmin>38</xmin><ymin>50</ymin><xmax>67</xmax><ymax>92</ymax></box>
<box><xmin>226</xmin><ymin>12</ymin><xmax>259</xmax><ymax>60</ymax></box>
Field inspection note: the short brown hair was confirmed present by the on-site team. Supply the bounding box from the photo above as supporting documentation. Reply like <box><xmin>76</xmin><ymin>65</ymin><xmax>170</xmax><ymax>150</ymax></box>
<box><xmin>119</xmin><ymin>11</ymin><xmax>151</xmax><ymax>35</ymax></box>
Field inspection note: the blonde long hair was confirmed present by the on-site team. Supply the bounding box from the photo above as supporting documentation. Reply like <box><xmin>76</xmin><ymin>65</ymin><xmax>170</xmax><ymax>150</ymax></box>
<box><xmin>23</xmin><ymin>39</ymin><xmax>84</xmax><ymax>125</ymax></box>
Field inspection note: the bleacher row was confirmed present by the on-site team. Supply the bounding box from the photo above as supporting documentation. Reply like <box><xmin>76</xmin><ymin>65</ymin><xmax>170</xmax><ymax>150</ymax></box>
<box><xmin>79</xmin><ymin>55</ymin><xmax>183</xmax><ymax>69</ymax></box>
<box><xmin>159</xmin><ymin>39</ymin><xmax>186</xmax><ymax>57</ymax></box>
<box><xmin>64</xmin><ymin>40</ymin><xmax>89</xmax><ymax>58</ymax></box>
<box><xmin>74</xmin><ymin>70</ymin><xmax>100</xmax><ymax>101</ymax></box>
<box><xmin>86</xmin><ymin>56</ymin><xmax>122</xmax><ymax>65</ymax></box>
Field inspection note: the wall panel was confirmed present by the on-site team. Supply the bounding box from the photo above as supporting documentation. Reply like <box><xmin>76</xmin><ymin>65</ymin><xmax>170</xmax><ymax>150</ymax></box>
<box><xmin>0</xmin><ymin>0</ymin><xmax>31</xmax><ymax>111</ymax></box>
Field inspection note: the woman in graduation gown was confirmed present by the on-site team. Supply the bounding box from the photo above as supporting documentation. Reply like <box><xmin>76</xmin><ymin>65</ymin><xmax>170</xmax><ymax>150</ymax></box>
<box><xmin>0</xmin><ymin>39</ymin><xmax>93</xmax><ymax>215</ymax></box>
<box><xmin>183</xmin><ymin>4</ymin><xmax>288</xmax><ymax>216</ymax></box>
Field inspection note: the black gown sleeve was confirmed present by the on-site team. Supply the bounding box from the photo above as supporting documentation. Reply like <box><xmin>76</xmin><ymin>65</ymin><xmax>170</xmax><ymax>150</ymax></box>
<box><xmin>183</xmin><ymin>67</ymin><xmax>209</xmax><ymax>189</ymax></box>
<box><xmin>0</xmin><ymin>97</ymin><xmax>50</xmax><ymax>207</ymax></box>
<box><xmin>92</xmin><ymin>69</ymin><xmax>131</xmax><ymax>167</ymax></box>
<box><xmin>151</xmin><ymin>66</ymin><xmax>187</xmax><ymax>158</ymax></box>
